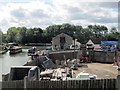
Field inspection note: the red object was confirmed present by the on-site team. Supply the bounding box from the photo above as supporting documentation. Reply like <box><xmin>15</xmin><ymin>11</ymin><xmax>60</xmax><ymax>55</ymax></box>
<box><xmin>85</xmin><ymin>57</ymin><xmax>88</xmax><ymax>63</ymax></box>
<box><xmin>80</xmin><ymin>56</ymin><xmax>84</xmax><ymax>63</ymax></box>
<box><xmin>90</xmin><ymin>57</ymin><xmax>92</xmax><ymax>63</ymax></box>
<box><xmin>113</xmin><ymin>61</ymin><xmax>118</xmax><ymax>66</ymax></box>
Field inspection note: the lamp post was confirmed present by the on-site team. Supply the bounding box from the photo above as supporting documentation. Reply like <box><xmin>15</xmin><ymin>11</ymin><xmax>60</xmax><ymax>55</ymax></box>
<box><xmin>73</xmin><ymin>31</ymin><xmax>76</xmax><ymax>59</ymax></box>
<box><xmin>73</xmin><ymin>31</ymin><xmax>78</xmax><ymax>70</ymax></box>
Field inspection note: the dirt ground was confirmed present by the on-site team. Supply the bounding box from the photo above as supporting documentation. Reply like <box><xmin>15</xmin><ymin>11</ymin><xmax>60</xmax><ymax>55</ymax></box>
<box><xmin>73</xmin><ymin>63</ymin><xmax>118</xmax><ymax>79</ymax></box>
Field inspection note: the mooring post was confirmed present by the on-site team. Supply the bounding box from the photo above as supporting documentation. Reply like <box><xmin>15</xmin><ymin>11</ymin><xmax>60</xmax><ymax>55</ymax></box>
<box><xmin>24</xmin><ymin>76</ymin><xmax>28</xmax><ymax>90</ymax></box>
<box><xmin>117</xmin><ymin>67</ymin><xmax>120</xmax><ymax>90</ymax></box>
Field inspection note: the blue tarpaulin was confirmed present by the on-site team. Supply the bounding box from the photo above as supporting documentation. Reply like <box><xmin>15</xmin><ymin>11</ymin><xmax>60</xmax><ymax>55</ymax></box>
<box><xmin>101</xmin><ymin>41</ymin><xmax>118</xmax><ymax>45</ymax></box>
<box><xmin>101</xmin><ymin>41</ymin><xmax>118</xmax><ymax>52</ymax></box>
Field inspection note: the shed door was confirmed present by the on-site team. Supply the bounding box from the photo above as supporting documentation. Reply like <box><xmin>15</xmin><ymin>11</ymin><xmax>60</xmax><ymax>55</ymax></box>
<box><xmin>60</xmin><ymin>37</ymin><xmax>66</xmax><ymax>49</ymax></box>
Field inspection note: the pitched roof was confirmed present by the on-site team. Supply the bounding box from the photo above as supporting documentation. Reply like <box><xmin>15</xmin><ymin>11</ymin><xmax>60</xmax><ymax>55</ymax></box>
<box><xmin>86</xmin><ymin>40</ymin><xmax>94</xmax><ymax>45</ymax></box>
<box><xmin>53</xmin><ymin>33</ymin><xmax>72</xmax><ymax>40</ymax></box>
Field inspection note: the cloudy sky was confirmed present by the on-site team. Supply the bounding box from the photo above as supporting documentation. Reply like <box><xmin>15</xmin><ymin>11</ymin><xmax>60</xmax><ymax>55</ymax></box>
<box><xmin>0</xmin><ymin>0</ymin><xmax>119</xmax><ymax>33</ymax></box>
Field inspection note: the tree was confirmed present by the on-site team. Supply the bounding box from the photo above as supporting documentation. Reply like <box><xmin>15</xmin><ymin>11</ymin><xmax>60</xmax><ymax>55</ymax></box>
<box><xmin>32</xmin><ymin>27</ymin><xmax>43</xmax><ymax>43</ymax></box>
<box><xmin>6</xmin><ymin>27</ymin><xmax>18</xmax><ymax>42</ymax></box>
<box><xmin>110</xmin><ymin>27</ymin><xmax>117</xmax><ymax>34</ymax></box>
<box><xmin>16</xmin><ymin>27</ymin><xmax>27</xmax><ymax>44</ymax></box>
<box><xmin>2</xmin><ymin>34</ymin><xmax>7</xmax><ymax>43</ymax></box>
<box><xmin>5</xmin><ymin>24</ymin><xmax>118</xmax><ymax>44</ymax></box>
<box><xmin>87</xmin><ymin>25</ymin><xmax>108</xmax><ymax>39</ymax></box>
<box><xmin>25</xmin><ymin>28</ymin><xmax>34</xmax><ymax>43</ymax></box>
<box><xmin>0</xmin><ymin>29</ymin><xmax>2</xmax><ymax>44</ymax></box>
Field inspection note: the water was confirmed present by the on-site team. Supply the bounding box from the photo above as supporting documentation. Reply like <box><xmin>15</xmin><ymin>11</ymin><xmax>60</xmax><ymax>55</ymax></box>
<box><xmin>2</xmin><ymin>49</ymin><xmax>29</xmax><ymax>74</ymax></box>
<box><xmin>0</xmin><ymin>49</ymin><xmax>30</xmax><ymax>81</ymax></box>
<box><xmin>0</xmin><ymin>46</ymin><xmax>47</xmax><ymax>81</ymax></box>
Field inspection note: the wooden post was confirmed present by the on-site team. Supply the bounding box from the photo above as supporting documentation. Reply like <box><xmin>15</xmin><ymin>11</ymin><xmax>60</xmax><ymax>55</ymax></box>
<box><xmin>24</xmin><ymin>76</ymin><xmax>28</xmax><ymax>90</ymax></box>
<box><xmin>117</xmin><ymin>67</ymin><xmax>120</xmax><ymax>90</ymax></box>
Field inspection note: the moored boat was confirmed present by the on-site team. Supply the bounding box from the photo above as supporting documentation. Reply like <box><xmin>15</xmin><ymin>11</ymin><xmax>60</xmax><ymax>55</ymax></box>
<box><xmin>0</xmin><ymin>50</ymin><xmax>8</xmax><ymax>54</ymax></box>
<box><xmin>9</xmin><ymin>46</ymin><xmax>22</xmax><ymax>54</ymax></box>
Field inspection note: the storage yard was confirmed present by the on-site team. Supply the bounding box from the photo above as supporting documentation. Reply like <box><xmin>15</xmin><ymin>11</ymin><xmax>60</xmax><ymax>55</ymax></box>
<box><xmin>74</xmin><ymin>63</ymin><xmax>118</xmax><ymax>79</ymax></box>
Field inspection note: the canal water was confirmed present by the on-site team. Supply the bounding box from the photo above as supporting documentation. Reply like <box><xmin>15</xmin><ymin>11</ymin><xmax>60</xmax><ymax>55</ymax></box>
<box><xmin>0</xmin><ymin>46</ymin><xmax>47</xmax><ymax>81</ymax></box>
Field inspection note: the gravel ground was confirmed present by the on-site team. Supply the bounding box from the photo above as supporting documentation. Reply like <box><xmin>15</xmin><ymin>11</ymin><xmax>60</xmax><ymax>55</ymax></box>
<box><xmin>73</xmin><ymin>63</ymin><xmax>118</xmax><ymax>79</ymax></box>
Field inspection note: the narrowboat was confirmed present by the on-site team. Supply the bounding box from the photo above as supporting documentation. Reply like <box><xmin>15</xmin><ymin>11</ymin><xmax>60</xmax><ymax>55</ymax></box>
<box><xmin>9</xmin><ymin>46</ymin><xmax>22</xmax><ymax>54</ymax></box>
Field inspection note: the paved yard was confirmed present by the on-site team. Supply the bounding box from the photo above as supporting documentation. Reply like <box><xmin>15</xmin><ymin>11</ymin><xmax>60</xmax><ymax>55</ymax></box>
<box><xmin>73</xmin><ymin>63</ymin><xmax>118</xmax><ymax>79</ymax></box>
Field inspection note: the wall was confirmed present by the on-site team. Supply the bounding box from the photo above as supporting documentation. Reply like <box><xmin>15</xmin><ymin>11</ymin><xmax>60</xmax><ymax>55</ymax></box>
<box><xmin>49</xmin><ymin>50</ymin><xmax>78</xmax><ymax>63</ymax></box>
<box><xmin>94</xmin><ymin>51</ymin><xmax>115</xmax><ymax>63</ymax></box>
<box><xmin>49</xmin><ymin>50</ymin><xmax>116</xmax><ymax>63</ymax></box>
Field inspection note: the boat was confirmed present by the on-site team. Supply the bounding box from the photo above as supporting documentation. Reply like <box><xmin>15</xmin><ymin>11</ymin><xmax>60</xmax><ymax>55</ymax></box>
<box><xmin>9</xmin><ymin>46</ymin><xmax>22</xmax><ymax>54</ymax></box>
<box><xmin>0</xmin><ymin>50</ymin><xmax>8</xmax><ymax>54</ymax></box>
<box><xmin>0</xmin><ymin>45</ymin><xmax>8</xmax><ymax>54</ymax></box>
<box><xmin>28</xmin><ymin>47</ymin><xmax>37</xmax><ymax>56</ymax></box>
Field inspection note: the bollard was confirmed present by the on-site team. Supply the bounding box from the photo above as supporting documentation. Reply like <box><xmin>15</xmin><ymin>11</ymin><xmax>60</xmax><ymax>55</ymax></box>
<box><xmin>117</xmin><ymin>67</ymin><xmax>120</xmax><ymax>90</ymax></box>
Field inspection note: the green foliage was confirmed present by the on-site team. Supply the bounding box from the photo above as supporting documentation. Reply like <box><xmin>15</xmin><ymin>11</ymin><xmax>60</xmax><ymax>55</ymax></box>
<box><xmin>110</xmin><ymin>27</ymin><xmax>117</xmax><ymax>34</ymax></box>
<box><xmin>5</xmin><ymin>27</ymin><xmax>44</xmax><ymax>44</ymax></box>
<box><xmin>6</xmin><ymin>27</ymin><xmax>18</xmax><ymax>42</ymax></box>
<box><xmin>0</xmin><ymin>29</ymin><xmax>2</xmax><ymax>44</ymax></box>
<box><xmin>2</xmin><ymin>24</ymin><xmax>120</xmax><ymax>44</ymax></box>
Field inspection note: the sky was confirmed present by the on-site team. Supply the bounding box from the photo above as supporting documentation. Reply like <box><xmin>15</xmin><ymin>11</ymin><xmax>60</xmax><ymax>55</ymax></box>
<box><xmin>0</xmin><ymin>0</ymin><xmax>119</xmax><ymax>33</ymax></box>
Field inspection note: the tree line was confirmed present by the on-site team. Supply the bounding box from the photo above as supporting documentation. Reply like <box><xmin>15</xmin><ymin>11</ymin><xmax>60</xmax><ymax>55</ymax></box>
<box><xmin>1</xmin><ymin>23</ymin><xmax>120</xmax><ymax>44</ymax></box>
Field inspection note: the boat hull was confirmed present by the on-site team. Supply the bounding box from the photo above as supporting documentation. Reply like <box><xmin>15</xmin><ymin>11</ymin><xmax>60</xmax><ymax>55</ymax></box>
<box><xmin>9</xmin><ymin>47</ymin><xmax>22</xmax><ymax>54</ymax></box>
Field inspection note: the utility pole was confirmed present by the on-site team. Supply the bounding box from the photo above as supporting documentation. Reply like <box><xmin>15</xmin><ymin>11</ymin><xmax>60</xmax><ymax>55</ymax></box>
<box><xmin>73</xmin><ymin>31</ymin><xmax>75</xmax><ymax>59</ymax></box>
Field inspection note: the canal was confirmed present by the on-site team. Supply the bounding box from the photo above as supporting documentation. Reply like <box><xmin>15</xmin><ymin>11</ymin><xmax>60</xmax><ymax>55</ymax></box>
<box><xmin>0</xmin><ymin>46</ymin><xmax>47</xmax><ymax>81</ymax></box>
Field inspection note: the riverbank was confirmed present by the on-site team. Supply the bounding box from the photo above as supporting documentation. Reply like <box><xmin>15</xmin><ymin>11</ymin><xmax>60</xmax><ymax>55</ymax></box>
<box><xmin>0</xmin><ymin>44</ymin><xmax>8</xmax><ymax>54</ymax></box>
<box><xmin>0</xmin><ymin>50</ymin><xmax>8</xmax><ymax>54</ymax></box>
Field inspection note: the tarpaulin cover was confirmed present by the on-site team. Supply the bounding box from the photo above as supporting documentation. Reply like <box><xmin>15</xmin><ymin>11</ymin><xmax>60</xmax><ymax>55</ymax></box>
<box><xmin>101</xmin><ymin>41</ymin><xmax>118</xmax><ymax>45</ymax></box>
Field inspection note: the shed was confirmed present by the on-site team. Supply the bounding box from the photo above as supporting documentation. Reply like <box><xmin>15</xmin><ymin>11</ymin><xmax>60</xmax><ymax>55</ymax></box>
<box><xmin>52</xmin><ymin>33</ymin><xmax>73</xmax><ymax>50</ymax></box>
<box><xmin>86</xmin><ymin>40</ymin><xmax>94</xmax><ymax>45</ymax></box>
<box><xmin>86</xmin><ymin>40</ymin><xmax>94</xmax><ymax>50</ymax></box>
